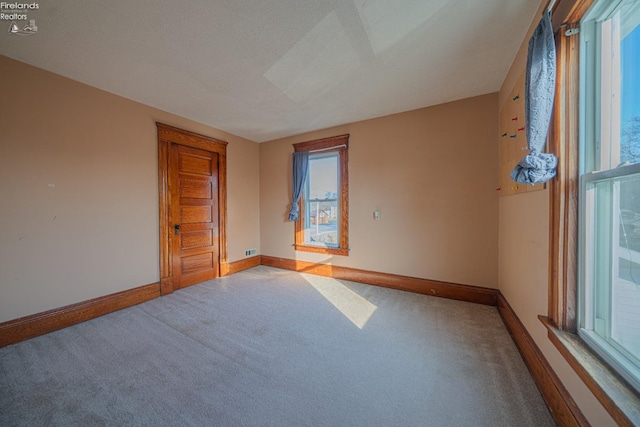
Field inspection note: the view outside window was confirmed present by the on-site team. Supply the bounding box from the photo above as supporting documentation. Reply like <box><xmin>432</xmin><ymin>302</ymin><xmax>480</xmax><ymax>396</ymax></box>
<box><xmin>303</xmin><ymin>153</ymin><xmax>339</xmax><ymax>246</ymax></box>
<box><xmin>620</xmin><ymin>8</ymin><xmax>640</xmax><ymax>164</ymax></box>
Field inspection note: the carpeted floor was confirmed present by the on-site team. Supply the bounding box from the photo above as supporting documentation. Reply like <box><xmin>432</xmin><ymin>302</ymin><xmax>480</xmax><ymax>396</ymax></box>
<box><xmin>0</xmin><ymin>266</ymin><xmax>555</xmax><ymax>426</ymax></box>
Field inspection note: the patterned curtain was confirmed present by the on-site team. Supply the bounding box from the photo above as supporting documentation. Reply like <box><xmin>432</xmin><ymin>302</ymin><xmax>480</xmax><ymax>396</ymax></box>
<box><xmin>511</xmin><ymin>10</ymin><xmax>558</xmax><ymax>185</ymax></box>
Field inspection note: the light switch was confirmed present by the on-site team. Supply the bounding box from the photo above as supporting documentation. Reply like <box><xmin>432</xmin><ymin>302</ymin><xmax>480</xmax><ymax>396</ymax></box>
<box><xmin>373</xmin><ymin>210</ymin><xmax>381</xmax><ymax>220</ymax></box>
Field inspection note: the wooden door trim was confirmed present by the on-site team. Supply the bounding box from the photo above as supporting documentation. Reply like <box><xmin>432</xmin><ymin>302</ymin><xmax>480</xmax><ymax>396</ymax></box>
<box><xmin>157</xmin><ymin>123</ymin><xmax>227</xmax><ymax>295</ymax></box>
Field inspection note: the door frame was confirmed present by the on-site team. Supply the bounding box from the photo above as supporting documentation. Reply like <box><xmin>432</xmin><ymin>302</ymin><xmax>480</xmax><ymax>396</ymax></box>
<box><xmin>157</xmin><ymin>123</ymin><xmax>228</xmax><ymax>295</ymax></box>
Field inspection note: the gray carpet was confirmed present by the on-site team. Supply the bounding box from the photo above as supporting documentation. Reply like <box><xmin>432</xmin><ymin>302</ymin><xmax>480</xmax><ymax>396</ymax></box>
<box><xmin>0</xmin><ymin>266</ymin><xmax>555</xmax><ymax>426</ymax></box>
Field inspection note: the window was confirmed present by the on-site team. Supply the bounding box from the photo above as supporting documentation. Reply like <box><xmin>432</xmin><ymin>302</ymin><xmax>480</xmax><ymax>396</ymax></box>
<box><xmin>293</xmin><ymin>135</ymin><xmax>349</xmax><ymax>256</ymax></box>
<box><xmin>579</xmin><ymin>0</ymin><xmax>640</xmax><ymax>393</ymax></box>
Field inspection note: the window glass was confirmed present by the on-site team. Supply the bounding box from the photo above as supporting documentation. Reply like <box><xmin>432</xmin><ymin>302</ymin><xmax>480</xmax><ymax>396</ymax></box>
<box><xmin>620</xmin><ymin>2</ymin><xmax>640</xmax><ymax>163</ymax></box>
<box><xmin>304</xmin><ymin>153</ymin><xmax>340</xmax><ymax>247</ymax></box>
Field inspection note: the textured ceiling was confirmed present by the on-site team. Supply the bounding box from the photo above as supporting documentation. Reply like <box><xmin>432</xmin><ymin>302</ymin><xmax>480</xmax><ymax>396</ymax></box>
<box><xmin>0</xmin><ymin>0</ymin><xmax>540</xmax><ymax>142</ymax></box>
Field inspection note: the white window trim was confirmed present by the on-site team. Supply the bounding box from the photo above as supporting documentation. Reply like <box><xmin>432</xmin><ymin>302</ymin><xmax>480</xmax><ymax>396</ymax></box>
<box><xmin>578</xmin><ymin>0</ymin><xmax>640</xmax><ymax>394</ymax></box>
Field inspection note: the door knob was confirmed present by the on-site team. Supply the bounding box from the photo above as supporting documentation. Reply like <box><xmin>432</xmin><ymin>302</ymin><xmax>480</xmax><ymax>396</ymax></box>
<box><xmin>174</xmin><ymin>224</ymin><xmax>180</xmax><ymax>235</ymax></box>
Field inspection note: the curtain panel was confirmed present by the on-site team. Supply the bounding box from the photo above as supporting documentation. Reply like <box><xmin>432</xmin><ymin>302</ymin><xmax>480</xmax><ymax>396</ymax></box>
<box><xmin>511</xmin><ymin>10</ymin><xmax>559</xmax><ymax>185</ymax></box>
<box><xmin>288</xmin><ymin>151</ymin><xmax>309</xmax><ymax>221</ymax></box>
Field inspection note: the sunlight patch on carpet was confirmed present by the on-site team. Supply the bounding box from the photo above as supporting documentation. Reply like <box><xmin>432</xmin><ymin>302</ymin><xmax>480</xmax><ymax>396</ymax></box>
<box><xmin>301</xmin><ymin>273</ymin><xmax>377</xmax><ymax>329</ymax></box>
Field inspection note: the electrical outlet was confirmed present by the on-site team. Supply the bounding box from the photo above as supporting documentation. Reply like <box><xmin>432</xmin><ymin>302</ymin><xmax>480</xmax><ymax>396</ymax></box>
<box><xmin>244</xmin><ymin>248</ymin><xmax>257</xmax><ymax>257</ymax></box>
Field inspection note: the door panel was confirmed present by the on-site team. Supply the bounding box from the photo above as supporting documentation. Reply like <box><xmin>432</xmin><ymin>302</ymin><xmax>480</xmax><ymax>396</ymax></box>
<box><xmin>170</xmin><ymin>144</ymin><xmax>219</xmax><ymax>289</ymax></box>
<box><xmin>181</xmin><ymin>253</ymin><xmax>214</xmax><ymax>273</ymax></box>
<box><xmin>180</xmin><ymin>178</ymin><xmax>212</xmax><ymax>199</ymax></box>
<box><xmin>181</xmin><ymin>205</ymin><xmax>212</xmax><ymax>223</ymax></box>
<box><xmin>180</xmin><ymin>153</ymin><xmax>213</xmax><ymax>175</ymax></box>
<box><xmin>180</xmin><ymin>230</ymin><xmax>213</xmax><ymax>250</ymax></box>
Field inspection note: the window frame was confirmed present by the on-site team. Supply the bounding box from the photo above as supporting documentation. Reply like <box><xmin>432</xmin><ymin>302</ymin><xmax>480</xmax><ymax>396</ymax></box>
<box><xmin>579</xmin><ymin>164</ymin><xmax>640</xmax><ymax>392</ymax></box>
<box><xmin>545</xmin><ymin>0</ymin><xmax>640</xmax><ymax>424</ymax></box>
<box><xmin>577</xmin><ymin>0</ymin><xmax>640</xmax><ymax>394</ymax></box>
<box><xmin>293</xmin><ymin>135</ymin><xmax>349</xmax><ymax>256</ymax></box>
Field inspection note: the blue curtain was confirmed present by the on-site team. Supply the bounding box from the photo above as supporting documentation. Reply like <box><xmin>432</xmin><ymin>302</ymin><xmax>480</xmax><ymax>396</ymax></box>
<box><xmin>288</xmin><ymin>151</ymin><xmax>309</xmax><ymax>221</ymax></box>
<box><xmin>511</xmin><ymin>10</ymin><xmax>558</xmax><ymax>185</ymax></box>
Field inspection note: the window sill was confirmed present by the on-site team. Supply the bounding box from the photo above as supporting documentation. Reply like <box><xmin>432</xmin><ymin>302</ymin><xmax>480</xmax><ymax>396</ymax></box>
<box><xmin>294</xmin><ymin>244</ymin><xmax>349</xmax><ymax>256</ymax></box>
<box><xmin>538</xmin><ymin>315</ymin><xmax>640</xmax><ymax>426</ymax></box>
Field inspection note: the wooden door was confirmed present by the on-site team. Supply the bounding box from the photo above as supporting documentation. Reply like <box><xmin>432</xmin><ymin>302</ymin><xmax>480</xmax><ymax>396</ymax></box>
<box><xmin>169</xmin><ymin>144</ymin><xmax>219</xmax><ymax>289</ymax></box>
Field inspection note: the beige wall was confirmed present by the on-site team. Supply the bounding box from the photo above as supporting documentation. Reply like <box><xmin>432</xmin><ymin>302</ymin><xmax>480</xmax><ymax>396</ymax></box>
<box><xmin>260</xmin><ymin>94</ymin><xmax>499</xmax><ymax>289</ymax></box>
<box><xmin>0</xmin><ymin>56</ymin><xmax>260</xmax><ymax>323</ymax></box>
<box><xmin>498</xmin><ymin>1</ymin><xmax>615</xmax><ymax>425</ymax></box>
